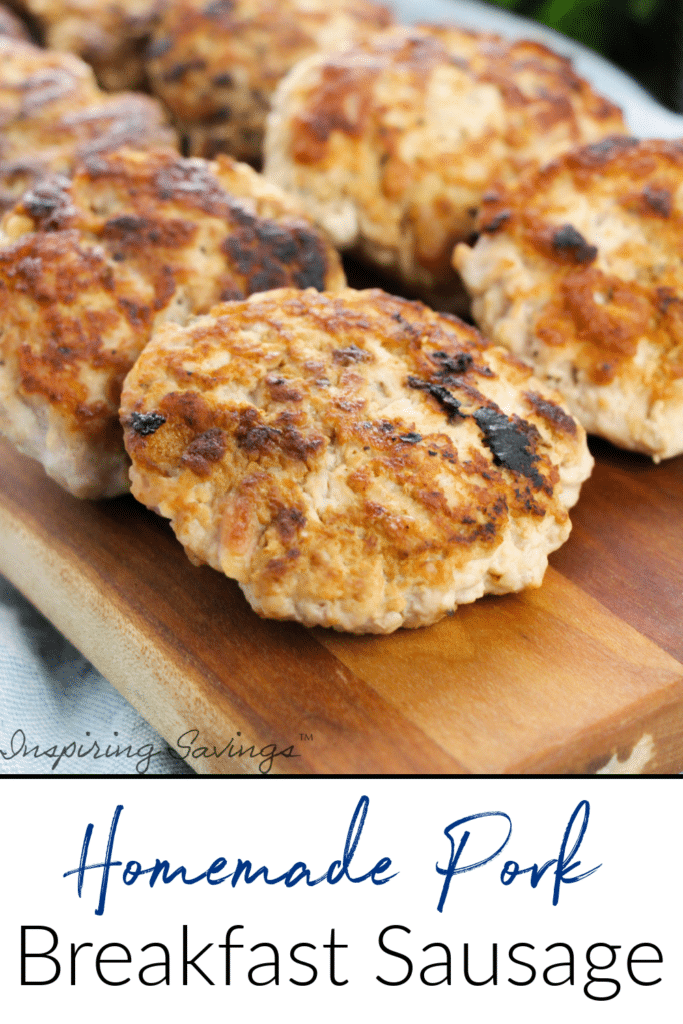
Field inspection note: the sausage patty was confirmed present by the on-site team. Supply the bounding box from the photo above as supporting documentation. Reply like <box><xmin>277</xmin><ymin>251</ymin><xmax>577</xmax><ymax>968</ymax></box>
<box><xmin>264</xmin><ymin>23</ymin><xmax>627</xmax><ymax>305</ymax></box>
<box><xmin>455</xmin><ymin>136</ymin><xmax>683</xmax><ymax>461</ymax></box>
<box><xmin>0</xmin><ymin>35</ymin><xmax>176</xmax><ymax>211</ymax></box>
<box><xmin>12</xmin><ymin>0</ymin><xmax>163</xmax><ymax>89</ymax></box>
<box><xmin>0</xmin><ymin>147</ymin><xmax>345</xmax><ymax>498</ymax></box>
<box><xmin>121</xmin><ymin>287</ymin><xmax>592</xmax><ymax>633</ymax></box>
<box><xmin>146</xmin><ymin>0</ymin><xmax>393</xmax><ymax>164</ymax></box>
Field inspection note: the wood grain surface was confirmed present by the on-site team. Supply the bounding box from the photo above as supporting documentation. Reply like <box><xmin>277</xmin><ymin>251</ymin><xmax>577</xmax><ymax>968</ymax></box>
<box><xmin>0</xmin><ymin>431</ymin><xmax>681</xmax><ymax>776</ymax></box>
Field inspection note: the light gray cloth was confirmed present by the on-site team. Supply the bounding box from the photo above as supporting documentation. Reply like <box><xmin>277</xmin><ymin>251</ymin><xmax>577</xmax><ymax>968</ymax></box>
<box><xmin>0</xmin><ymin>575</ymin><xmax>193</xmax><ymax>775</ymax></box>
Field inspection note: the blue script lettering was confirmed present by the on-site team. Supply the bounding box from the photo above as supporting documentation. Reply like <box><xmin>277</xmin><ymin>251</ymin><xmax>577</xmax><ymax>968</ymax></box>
<box><xmin>436</xmin><ymin>800</ymin><xmax>600</xmax><ymax>912</ymax></box>
<box><xmin>63</xmin><ymin>796</ymin><xmax>397</xmax><ymax>916</ymax></box>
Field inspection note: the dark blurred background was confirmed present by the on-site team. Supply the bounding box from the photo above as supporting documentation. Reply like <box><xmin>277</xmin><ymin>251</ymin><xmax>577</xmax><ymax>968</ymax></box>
<box><xmin>482</xmin><ymin>0</ymin><xmax>683</xmax><ymax>112</ymax></box>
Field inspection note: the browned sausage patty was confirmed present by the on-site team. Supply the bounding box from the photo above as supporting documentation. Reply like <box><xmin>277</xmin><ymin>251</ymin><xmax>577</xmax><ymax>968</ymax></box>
<box><xmin>121</xmin><ymin>287</ymin><xmax>592</xmax><ymax>633</ymax></box>
<box><xmin>264</xmin><ymin>24</ymin><xmax>628</xmax><ymax>303</ymax></box>
<box><xmin>146</xmin><ymin>0</ymin><xmax>393</xmax><ymax>163</ymax></box>
<box><xmin>12</xmin><ymin>0</ymin><xmax>163</xmax><ymax>89</ymax></box>
<box><xmin>0</xmin><ymin>36</ymin><xmax>176</xmax><ymax>211</ymax></box>
<box><xmin>455</xmin><ymin>137</ymin><xmax>683</xmax><ymax>461</ymax></box>
<box><xmin>0</xmin><ymin>147</ymin><xmax>345</xmax><ymax>498</ymax></box>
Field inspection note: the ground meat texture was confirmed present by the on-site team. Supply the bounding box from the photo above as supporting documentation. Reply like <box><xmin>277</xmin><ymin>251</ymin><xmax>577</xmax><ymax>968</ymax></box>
<box><xmin>146</xmin><ymin>0</ymin><xmax>393</xmax><ymax>164</ymax></box>
<box><xmin>0</xmin><ymin>147</ymin><xmax>345</xmax><ymax>498</ymax></box>
<box><xmin>0</xmin><ymin>35</ymin><xmax>177</xmax><ymax>212</ymax></box>
<box><xmin>11</xmin><ymin>0</ymin><xmax>164</xmax><ymax>89</ymax></box>
<box><xmin>455</xmin><ymin>137</ymin><xmax>683</xmax><ymax>461</ymax></box>
<box><xmin>264</xmin><ymin>23</ymin><xmax>627</xmax><ymax>306</ymax></box>
<box><xmin>121</xmin><ymin>287</ymin><xmax>593</xmax><ymax>633</ymax></box>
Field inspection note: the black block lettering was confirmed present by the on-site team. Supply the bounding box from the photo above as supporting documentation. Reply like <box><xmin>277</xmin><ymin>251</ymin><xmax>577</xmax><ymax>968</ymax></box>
<box><xmin>21</xmin><ymin>927</ymin><xmax>60</xmax><ymax>985</ymax></box>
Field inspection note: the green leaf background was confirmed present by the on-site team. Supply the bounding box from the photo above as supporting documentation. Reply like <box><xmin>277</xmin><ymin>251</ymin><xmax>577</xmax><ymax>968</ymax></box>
<box><xmin>480</xmin><ymin>0</ymin><xmax>683</xmax><ymax>110</ymax></box>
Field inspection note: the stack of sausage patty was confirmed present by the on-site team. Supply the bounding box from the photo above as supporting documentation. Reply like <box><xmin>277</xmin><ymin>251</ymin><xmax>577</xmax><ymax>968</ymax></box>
<box><xmin>0</xmin><ymin>1</ymin><xmax>678</xmax><ymax>634</ymax></box>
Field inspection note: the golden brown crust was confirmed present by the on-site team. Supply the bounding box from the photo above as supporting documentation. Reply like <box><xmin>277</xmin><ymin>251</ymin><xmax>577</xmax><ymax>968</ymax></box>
<box><xmin>0</xmin><ymin>36</ymin><xmax>177</xmax><ymax>211</ymax></box>
<box><xmin>473</xmin><ymin>138</ymin><xmax>683</xmax><ymax>391</ymax></box>
<box><xmin>1</xmin><ymin>228</ymin><xmax>139</xmax><ymax>438</ymax></box>
<box><xmin>121</xmin><ymin>287</ymin><xmax>592</xmax><ymax>633</ymax></box>
<box><xmin>289</xmin><ymin>28</ymin><xmax>621</xmax><ymax>164</ymax></box>
<box><xmin>455</xmin><ymin>137</ymin><xmax>683</xmax><ymax>460</ymax></box>
<box><xmin>13</xmin><ymin>0</ymin><xmax>164</xmax><ymax>89</ymax></box>
<box><xmin>0</xmin><ymin>147</ymin><xmax>345</xmax><ymax>496</ymax></box>
<box><xmin>264</xmin><ymin>24</ymin><xmax>627</xmax><ymax>297</ymax></box>
<box><xmin>147</xmin><ymin>0</ymin><xmax>393</xmax><ymax>163</ymax></box>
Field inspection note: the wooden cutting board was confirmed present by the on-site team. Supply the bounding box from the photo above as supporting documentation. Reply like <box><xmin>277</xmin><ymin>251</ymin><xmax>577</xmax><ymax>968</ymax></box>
<box><xmin>0</xmin><ymin>431</ymin><xmax>681</xmax><ymax>776</ymax></box>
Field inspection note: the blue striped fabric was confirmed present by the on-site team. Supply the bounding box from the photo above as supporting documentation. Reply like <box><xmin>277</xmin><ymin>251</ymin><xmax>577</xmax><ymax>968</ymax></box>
<box><xmin>0</xmin><ymin>576</ymin><xmax>193</xmax><ymax>776</ymax></box>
